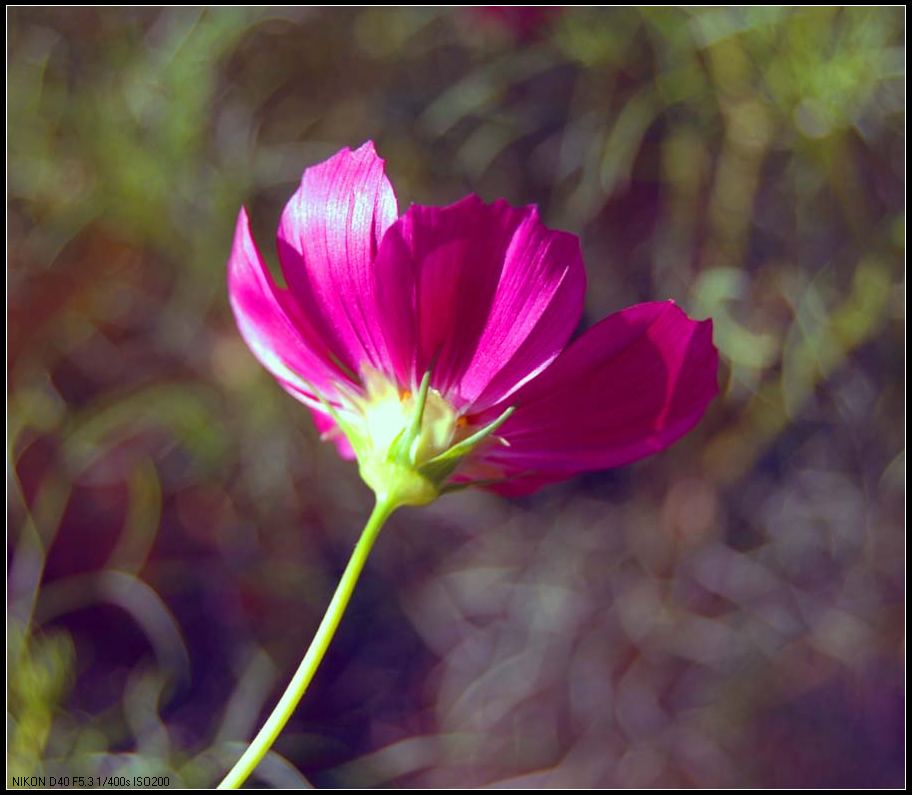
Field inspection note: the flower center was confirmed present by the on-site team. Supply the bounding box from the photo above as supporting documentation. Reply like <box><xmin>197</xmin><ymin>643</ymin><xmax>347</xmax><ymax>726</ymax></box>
<box><xmin>352</xmin><ymin>368</ymin><xmax>463</xmax><ymax>467</ymax></box>
<box><xmin>326</xmin><ymin>366</ymin><xmax>514</xmax><ymax>507</ymax></box>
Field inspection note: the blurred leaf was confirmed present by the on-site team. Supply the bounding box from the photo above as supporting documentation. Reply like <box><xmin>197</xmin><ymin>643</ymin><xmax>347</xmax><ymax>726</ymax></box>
<box><xmin>62</xmin><ymin>384</ymin><xmax>228</xmax><ymax>473</ymax></box>
<box><xmin>8</xmin><ymin>624</ymin><xmax>75</xmax><ymax>778</ymax></box>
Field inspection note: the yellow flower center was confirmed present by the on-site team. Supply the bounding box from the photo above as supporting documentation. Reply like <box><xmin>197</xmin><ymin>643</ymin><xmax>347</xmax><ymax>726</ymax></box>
<box><xmin>353</xmin><ymin>368</ymin><xmax>463</xmax><ymax>467</ymax></box>
<box><xmin>332</xmin><ymin>367</ymin><xmax>464</xmax><ymax>507</ymax></box>
<box><xmin>327</xmin><ymin>367</ymin><xmax>515</xmax><ymax>508</ymax></box>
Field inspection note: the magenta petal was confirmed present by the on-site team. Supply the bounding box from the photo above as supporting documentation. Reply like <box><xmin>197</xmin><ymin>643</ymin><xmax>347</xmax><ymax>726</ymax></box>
<box><xmin>277</xmin><ymin>141</ymin><xmax>398</xmax><ymax>377</ymax></box>
<box><xmin>227</xmin><ymin>208</ymin><xmax>350</xmax><ymax>404</ymax></box>
<box><xmin>451</xmin><ymin>469</ymin><xmax>560</xmax><ymax>498</ymax></box>
<box><xmin>373</xmin><ymin>196</ymin><xmax>586</xmax><ymax>407</ymax></box>
<box><xmin>308</xmin><ymin>408</ymin><xmax>357</xmax><ymax>460</ymax></box>
<box><xmin>480</xmin><ymin>301</ymin><xmax>719</xmax><ymax>477</ymax></box>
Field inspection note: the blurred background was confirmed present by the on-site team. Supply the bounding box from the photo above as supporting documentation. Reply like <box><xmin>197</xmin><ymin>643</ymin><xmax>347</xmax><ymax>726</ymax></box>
<box><xmin>8</xmin><ymin>7</ymin><xmax>905</xmax><ymax>788</ymax></box>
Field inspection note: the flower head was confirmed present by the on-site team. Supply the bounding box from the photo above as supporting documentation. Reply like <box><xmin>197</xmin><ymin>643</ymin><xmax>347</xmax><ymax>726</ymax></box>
<box><xmin>228</xmin><ymin>142</ymin><xmax>718</xmax><ymax>506</ymax></box>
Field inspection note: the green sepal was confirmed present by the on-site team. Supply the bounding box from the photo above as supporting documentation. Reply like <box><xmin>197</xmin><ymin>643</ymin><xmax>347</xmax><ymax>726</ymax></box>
<box><xmin>388</xmin><ymin>370</ymin><xmax>432</xmax><ymax>465</ymax></box>
<box><xmin>439</xmin><ymin>477</ymin><xmax>505</xmax><ymax>495</ymax></box>
<box><xmin>417</xmin><ymin>406</ymin><xmax>515</xmax><ymax>486</ymax></box>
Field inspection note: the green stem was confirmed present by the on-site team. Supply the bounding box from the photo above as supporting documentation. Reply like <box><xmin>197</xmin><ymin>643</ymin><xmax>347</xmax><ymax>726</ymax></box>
<box><xmin>218</xmin><ymin>498</ymin><xmax>398</xmax><ymax>789</ymax></box>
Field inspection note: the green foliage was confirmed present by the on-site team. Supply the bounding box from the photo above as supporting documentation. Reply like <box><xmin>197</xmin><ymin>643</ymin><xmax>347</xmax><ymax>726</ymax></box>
<box><xmin>8</xmin><ymin>625</ymin><xmax>75</xmax><ymax>779</ymax></box>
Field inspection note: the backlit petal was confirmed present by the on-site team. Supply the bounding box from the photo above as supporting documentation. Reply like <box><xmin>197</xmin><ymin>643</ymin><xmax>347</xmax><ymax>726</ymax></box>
<box><xmin>277</xmin><ymin>141</ymin><xmax>398</xmax><ymax>378</ymax></box>
<box><xmin>477</xmin><ymin>301</ymin><xmax>718</xmax><ymax>480</ymax></box>
<box><xmin>227</xmin><ymin>208</ymin><xmax>351</xmax><ymax>405</ymax></box>
<box><xmin>373</xmin><ymin>196</ymin><xmax>585</xmax><ymax>409</ymax></box>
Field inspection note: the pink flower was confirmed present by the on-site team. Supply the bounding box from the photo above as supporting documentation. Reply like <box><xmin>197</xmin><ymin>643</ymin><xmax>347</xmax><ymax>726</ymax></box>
<box><xmin>228</xmin><ymin>142</ymin><xmax>718</xmax><ymax>504</ymax></box>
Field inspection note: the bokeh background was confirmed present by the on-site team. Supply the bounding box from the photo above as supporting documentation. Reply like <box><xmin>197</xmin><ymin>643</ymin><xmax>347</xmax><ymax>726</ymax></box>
<box><xmin>8</xmin><ymin>7</ymin><xmax>905</xmax><ymax>788</ymax></box>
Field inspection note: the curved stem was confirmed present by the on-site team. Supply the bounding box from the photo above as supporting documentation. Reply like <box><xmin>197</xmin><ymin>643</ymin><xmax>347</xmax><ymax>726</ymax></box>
<box><xmin>218</xmin><ymin>498</ymin><xmax>398</xmax><ymax>789</ymax></box>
